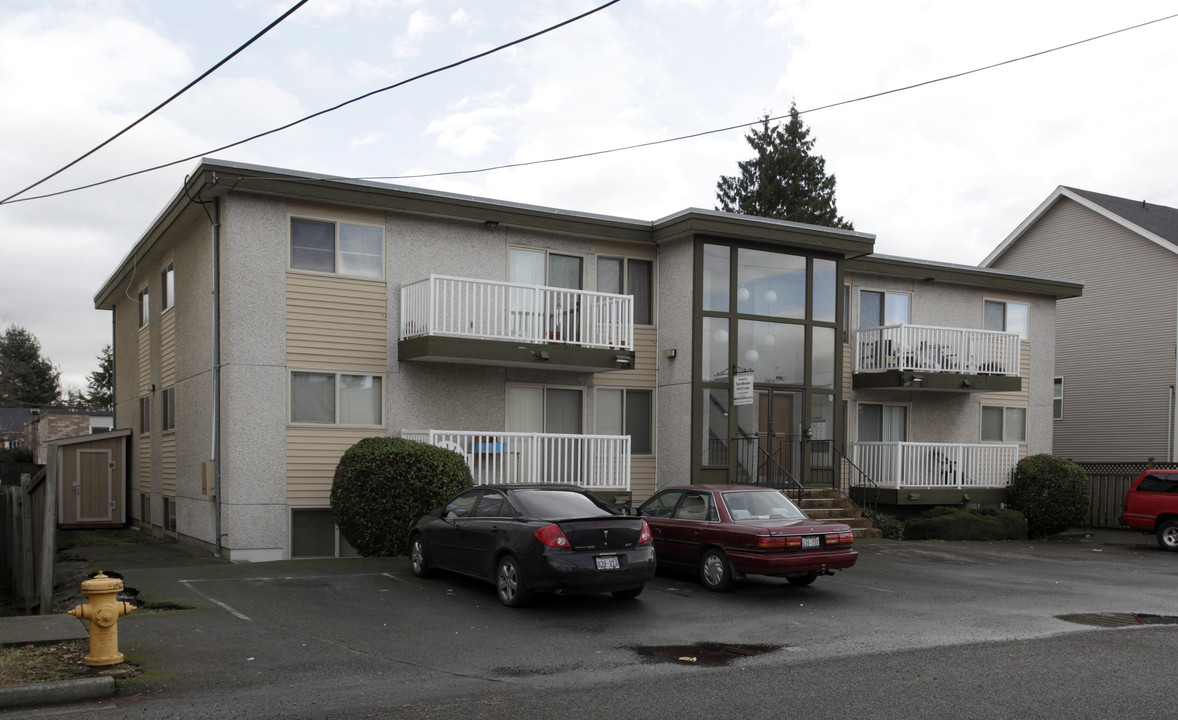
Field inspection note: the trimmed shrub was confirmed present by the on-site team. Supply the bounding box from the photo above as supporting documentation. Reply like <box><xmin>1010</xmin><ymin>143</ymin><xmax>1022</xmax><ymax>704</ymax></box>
<box><xmin>904</xmin><ymin>506</ymin><xmax>1027</xmax><ymax>541</ymax></box>
<box><xmin>870</xmin><ymin>512</ymin><xmax>906</xmax><ymax>540</ymax></box>
<box><xmin>1006</xmin><ymin>454</ymin><xmax>1090</xmax><ymax>537</ymax></box>
<box><xmin>330</xmin><ymin>437</ymin><xmax>473</xmax><ymax>557</ymax></box>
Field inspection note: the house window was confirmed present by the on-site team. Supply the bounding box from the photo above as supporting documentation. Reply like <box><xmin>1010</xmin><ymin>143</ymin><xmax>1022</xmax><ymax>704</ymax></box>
<box><xmin>984</xmin><ymin>300</ymin><xmax>1029</xmax><ymax>339</ymax></box>
<box><xmin>506</xmin><ymin>386</ymin><xmax>583</xmax><ymax>434</ymax></box>
<box><xmin>140</xmin><ymin>492</ymin><xmax>151</xmax><ymax>525</ymax></box>
<box><xmin>163</xmin><ymin>497</ymin><xmax>176</xmax><ymax>534</ymax></box>
<box><xmin>596</xmin><ymin>388</ymin><xmax>653</xmax><ymax>454</ymax></box>
<box><xmin>1053</xmin><ymin>378</ymin><xmax>1063</xmax><ymax>420</ymax></box>
<box><xmin>161</xmin><ymin>262</ymin><xmax>175</xmax><ymax>312</ymax></box>
<box><xmin>857</xmin><ymin>403</ymin><xmax>908</xmax><ymax>442</ymax></box>
<box><xmin>139</xmin><ymin>395</ymin><xmax>151</xmax><ymax>434</ymax></box>
<box><xmin>290</xmin><ymin>372</ymin><xmax>383</xmax><ymax>425</ymax></box>
<box><xmin>982</xmin><ymin>406</ymin><xmax>1026</xmax><ymax>443</ymax></box>
<box><xmin>859</xmin><ymin>290</ymin><xmax>910</xmax><ymax>328</ymax></box>
<box><xmin>137</xmin><ymin>286</ymin><xmax>150</xmax><ymax>328</ymax></box>
<box><xmin>290</xmin><ymin>217</ymin><xmax>384</xmax><ymax>278</ymax></box>
<box><xmin>291</xmin><ymin>508</ymin><xmax>359</xmax><ymax>558</ymax></box>
<box><xmin>598</xmin><ymin>257</ymin><xmax>653</xmax><ymax>325</ymax></box>
<box><xmin>162</xmin><ymin>387</ymin><xmax>176</xmax><ymax>431</ymax></box>
<box><xmin>509</xmin><ymin>248</ymin><xmax>583</xmax><ymax>289</ymax></box>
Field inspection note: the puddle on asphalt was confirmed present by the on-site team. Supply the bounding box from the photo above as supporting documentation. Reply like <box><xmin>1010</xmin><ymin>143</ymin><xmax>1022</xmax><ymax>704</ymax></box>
<box><xmin>1057</xmin><ymin>612</ymin><xmax>1178</xmax><ymax>628</ymax></box>
<box><xmin>629</xmin><ymin>642</ymin><xmax>784</xmax><ymax>666</ymax></box>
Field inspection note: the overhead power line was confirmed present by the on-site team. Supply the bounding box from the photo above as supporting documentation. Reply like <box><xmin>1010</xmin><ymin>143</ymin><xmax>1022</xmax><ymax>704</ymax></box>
<box><xmin>0</xmin><ymin>0</ymin><xmax>623</xmax><ymax>206</ymax></box>
<box><xmin>0</xmin><ymin>0</ymin><xmax>312</xmax><ymax>205</ymax></box>
<box><xmin>363</xmin><ymin>10</ymin><xmax>1178</xmax><ymax>182</ymax></box>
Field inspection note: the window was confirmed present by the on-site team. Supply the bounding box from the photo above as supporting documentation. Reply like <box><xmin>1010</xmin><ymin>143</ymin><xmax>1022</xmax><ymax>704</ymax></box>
<box><xmin>982</xmin><ymin>406</ymin><xmax>1027</xmax><ymax>443</ymax></box>
<box><xmin>857</xmin><ymin>403</ymin><xmax>907</xmax><ymax>442</ymax></box>
<box><xmin>859</xmin><ymin>290</ymin><xmax>909</xmax><ymax>328</ymax></box>
<box><xmin>291</xmin><ymin>508</ymin><xmax>360</xmax><ymax>558</ymax></box>
<box><xmin>598</xmin><ymin>257</ymin><xmax>653</xmax><ymax>325</ymax></box>
<box><xmin>509</xmin><ymin>248</ymin><xmax>583</xmax><ymax>289</ymax></box>
<box><xmin>139</xmin><ymin>395</ymin><xmax>151</xmax><ymax>434</ymax></box>
<box><xmin>161</xmin><ymin>262</ymin><xmax>175</xmax><ymax>312</ymax></box>
<box><xmin>596</xmin><ymin>388</ymin><xmax>653</xmax><ymax>454</ymax></box>
<box><xmin>163</xmin><ymin>497</ymin><xmax>176</xmax><ymax>534</ymax></box>
<box><xmin>137</xmin><ymin>286</ymin><xmax>150</xmax><ymax>328</ymax></box>
<box><xmin>1053</xmin><ymin>377</ymin><xmax>1063</xmax><ymax>420</ymax></box>
<box><xmin>1136</xmin><ymin>474</ymin><xmax>1178</xmax><ymax>494</ymax></box>
<box><xmin>984</xmin><ymin>300</ymin><xmax>1029</xmax><ymax>339</ymax></box>
<box><xmin>507</xmin><ymin>386</ymin><xmax>583</xmax><ymax>433</ymax></box>
<box><xmin>162</xmin><ymin>387</ymin><xmax>175</xmax><ymax>431</ymax></box>
<box><xmin>290</xmin><ymin>372</ymin><xmax>383</xmax><ymax>425</ymax></box>
<box><xmin>290</xmin><ymin>217</ymin><xmax>383</xmax><ymax>278</ymax></box>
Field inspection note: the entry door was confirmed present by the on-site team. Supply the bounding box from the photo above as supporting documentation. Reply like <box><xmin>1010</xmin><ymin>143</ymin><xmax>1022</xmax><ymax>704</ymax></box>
<box><xmin>736</xmin><ymin>387</ymin><xmax>801</xmax><ymax>486</ymax></box>
<box><xmin>76</xmin><ymin>449</ymin><xmax>113</xmax><ymax>523</ymax></box>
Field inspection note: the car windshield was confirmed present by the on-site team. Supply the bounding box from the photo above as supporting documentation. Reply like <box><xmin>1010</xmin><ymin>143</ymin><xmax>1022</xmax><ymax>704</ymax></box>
<box><xmin>509</xmin><ymin>489</ymin><xmax>617</xmax><ymax>519</ymax></box>
<box><xmin>720</xmin><ymin>490</ymin><xmax>807</xmax><ymax>521</ymax></box>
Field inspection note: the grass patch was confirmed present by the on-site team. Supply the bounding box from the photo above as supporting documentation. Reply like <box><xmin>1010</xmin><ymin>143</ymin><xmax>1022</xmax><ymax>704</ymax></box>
<box><xmin>0</xmin><ymin>641</ymin><xmax>90</xmax><ymax>686</ymax></box>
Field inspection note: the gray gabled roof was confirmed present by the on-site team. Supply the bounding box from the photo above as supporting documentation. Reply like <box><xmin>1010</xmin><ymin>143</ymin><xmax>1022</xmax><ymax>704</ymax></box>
<box><xmin>982</xmin><ymin>186</ymin><xmax>1178</xmax><ymax>267</ymax></box>
<box><xmin>1064</xmin><ymin>187</ymin><xmax>1178</xmax><ymax>249</ymax></box>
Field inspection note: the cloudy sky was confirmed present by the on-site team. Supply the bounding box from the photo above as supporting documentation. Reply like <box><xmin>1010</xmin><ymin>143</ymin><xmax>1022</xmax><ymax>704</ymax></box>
<box><xmin>2</xmin><ymin>0</ymin><xmax>1176</xmax><ymax>391</ymax></box>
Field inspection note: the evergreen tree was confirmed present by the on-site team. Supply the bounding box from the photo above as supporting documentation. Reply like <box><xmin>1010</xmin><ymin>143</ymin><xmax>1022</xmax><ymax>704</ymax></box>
<box><xmin>0</xmin><ymin>325</ymin><xmax>62</xmax><ymax>407</ymax></box>
<box><xmin>86</xmin><ymin>344</ymin><xmax>114</xmax><ymax>411</ymax></box>
<box><xmin>716</xmin><ymin>104</ymin><xmax>853</xmax><ymax>230</ymax></box>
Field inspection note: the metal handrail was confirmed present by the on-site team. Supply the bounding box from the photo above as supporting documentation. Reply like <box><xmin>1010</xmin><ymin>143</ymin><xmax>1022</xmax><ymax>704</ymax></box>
<box><xmin>832</xmin><ymin>445</ymin><xmax>879</xmax><ymax>525</ymax></box>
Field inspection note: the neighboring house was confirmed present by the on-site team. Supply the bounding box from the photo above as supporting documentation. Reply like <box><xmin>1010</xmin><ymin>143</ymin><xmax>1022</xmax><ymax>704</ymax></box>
<box><xmin>95</xmin><ymin>158</ymin><xmax>1079</xmax><ymax>560</ymax></box>
<box><xmin>982</xmin><ymin>187</ymin><xmax>1178</xmax><ymax>463</ymax></box>
<box><xmin>0</xmin><ymin>408</ymin><xmax>36</xmax><ymax>450</ymax></box>
<box><xmin>25</xmin><ymin>409</ymin><xmax>114</xmax><ymax>463</ymax></box>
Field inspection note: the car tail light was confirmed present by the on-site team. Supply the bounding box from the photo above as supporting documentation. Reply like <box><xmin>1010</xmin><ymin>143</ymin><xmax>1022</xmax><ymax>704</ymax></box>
<box><xmin>757</xmin><ymin>536</ymin><xmax>786</xmax><ymax>550</ymax></box>
<box><xmin>638</xmin><ymin>520</ymin><xmax>653</xmax><ymax>545</ymax></box>
<box><xmin>825</xmin><ymin>531</ymin><xmax>855</xmax><ymax>546</ymax></box>
<box><xmin>534</xmin><ymin>524</ymin><xmax>570</xmax><ymax>548</ymax></box>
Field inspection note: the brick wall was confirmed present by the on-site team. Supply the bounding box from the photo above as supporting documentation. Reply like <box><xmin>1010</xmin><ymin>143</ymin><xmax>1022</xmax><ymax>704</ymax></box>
<box><xmin>25</xmin><ymin>413</ymin><xmax>93</xmax><ymax>464</ymax></box>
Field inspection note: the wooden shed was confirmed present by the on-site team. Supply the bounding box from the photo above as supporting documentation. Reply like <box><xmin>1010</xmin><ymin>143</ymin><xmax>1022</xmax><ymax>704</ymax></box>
<box><xmin>51</xmin><ymin>429</ymin><xmax>130</xmax><ymax>529</ymax></box>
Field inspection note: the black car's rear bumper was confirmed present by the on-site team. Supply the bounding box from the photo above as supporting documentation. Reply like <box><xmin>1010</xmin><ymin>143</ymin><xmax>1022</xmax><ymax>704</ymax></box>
<box><xmin>521</xmin><ymin>546</ymin><xmax>656</xmax><ymax>594</ymax></box>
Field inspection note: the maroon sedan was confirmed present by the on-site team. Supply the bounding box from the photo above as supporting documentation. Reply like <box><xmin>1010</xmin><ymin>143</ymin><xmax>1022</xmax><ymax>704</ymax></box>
<box><xmin>636</xmin><ymin>484</ymin><xmax>858</xmax><ymax>592</ymax></box>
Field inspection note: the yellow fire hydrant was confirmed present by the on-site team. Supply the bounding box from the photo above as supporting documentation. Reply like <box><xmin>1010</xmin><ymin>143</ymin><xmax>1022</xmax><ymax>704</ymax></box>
<box><xmin>67</xmin><ymin>572</ymin><xmax>136</xmax><ymax>667</ymax></box>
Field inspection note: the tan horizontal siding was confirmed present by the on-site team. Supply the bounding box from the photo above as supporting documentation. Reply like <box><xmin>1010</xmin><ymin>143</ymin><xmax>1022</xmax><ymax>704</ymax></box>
<box><xmin>160</xmin><ymin>309</ymin><xmax>176</xmax><ymax>386</ymax></box>
<box><xmin>287</xmin><ymin>200</ymin><xmax>386</xmax><ymax>227</ymax></box>
<box><xmin>629</xmin><ymin>456</ymin><xmax>656</xmax><ymax>503</ymax></box>
<box><xmin>138</xmin><ymin>327</ymin><xmax>150</xmax><ymax>394</ymax></box>
<box><xmin>594</xmin><ymin>327</ymin><xmax>656</xmax><ymax>388</ymax></box>
<box><xmin>286</xmin><ymin>427</ymin><xmax>379</xmax><ymax>505</ymax></box>
<box><xmin>286</xmin><ymin>274</ymin><xmax>388</xmax><ymax>373</ymax></box>
<box><xmin>161</xmin><ymin>434</ymin><xmax>176</xmax><ymax>496</ymax></box>
<box><xmin>981</xmin><ymin>341</ymin><xmax>1029</xmax><ymax>406</ymax></box>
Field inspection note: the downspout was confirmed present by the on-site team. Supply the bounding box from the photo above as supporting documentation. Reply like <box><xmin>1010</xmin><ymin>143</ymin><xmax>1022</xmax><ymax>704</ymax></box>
<box><xmin>212</xmin><ymin>195</ymin><xmax>223</xmax><ymax>557</ymax></box>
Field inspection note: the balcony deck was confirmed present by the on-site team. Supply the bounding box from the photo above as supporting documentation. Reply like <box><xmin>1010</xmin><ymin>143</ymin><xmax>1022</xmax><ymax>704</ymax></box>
<box><xmin>399</xmin><ymin>276</ymin><xmax>635</xmax><ymax>371</ymax></box>
<box><xmin>853</xmin><ymin>324</ymin><xmax>1022</xmax><ymax>392</ymax></box>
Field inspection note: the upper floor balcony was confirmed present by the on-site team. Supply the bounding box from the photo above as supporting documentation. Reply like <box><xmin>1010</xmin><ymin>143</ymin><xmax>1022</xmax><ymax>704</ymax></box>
<box><xmin>853</xmin><ymin>324</ymin><xmax>1022</xmax><ymax>392</ymax></box>
<box><xmin>398</xmin><ymin>275</ymin><xmax>636</xmax><ymax>372</ymax></box>
<box><xmin>403</xmin><ymin>429</ymin><xmax>631</xmax><ymax>491</ymax></box>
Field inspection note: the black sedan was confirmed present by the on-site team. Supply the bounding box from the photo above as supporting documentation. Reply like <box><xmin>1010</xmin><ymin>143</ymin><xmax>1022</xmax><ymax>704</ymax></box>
<box><xmin>408</xmin><ymin>484</ymin><xmax>656</xmax><ymax>607</ymax></box>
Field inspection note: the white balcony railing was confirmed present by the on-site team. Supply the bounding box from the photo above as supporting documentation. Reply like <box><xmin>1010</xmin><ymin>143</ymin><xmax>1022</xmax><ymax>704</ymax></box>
<box><xmin>851</xmin><ymin>442</ymin><xmax>1019</xmax><ymax>489</ymax></box>
<box><xmin>401</xmin><ymin>275</ymin><xmax>633</xmax><ymax>349</ymax></box>
<box><xmin>402</xmin><ymin>430</ymin><xmax>631</xmax><ymax>490</ymax></box>
<box><xmin>855</xmin><ymin>324</ymin><xmax>1021</xmax><ymax>375</ymax></box>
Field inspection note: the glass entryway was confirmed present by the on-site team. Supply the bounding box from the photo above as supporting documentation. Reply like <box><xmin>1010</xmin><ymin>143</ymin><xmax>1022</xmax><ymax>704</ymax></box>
<box><xmin>733</xmin><ymin>386</ymin><xmax>803</xmax><ymax>489</ymax></box>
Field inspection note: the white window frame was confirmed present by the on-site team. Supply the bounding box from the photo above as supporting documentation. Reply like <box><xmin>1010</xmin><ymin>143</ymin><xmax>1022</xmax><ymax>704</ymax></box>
<box><xmin>858</xmin><ymin>289</ymin><xmax>911</xmax><ymax>328</ymax></box>
<box><xmin>161</xmin><ymin>261</ymin><xmax>175</xmax><ymax>313</ymax></box>
<box><xmin>137</xmin><ymin>286</ymin><xmax>150</xmax><ymax>328</ymax></box>
<box><xmin>1053</xmin><ymin>377</ymin><xmax>1063</xmax><ymax>420</ymax></box>
<box><xmin>595</xmin><ymin>387</ymin><xmax>654</xmax><ymax>455</ymax></box>
<box><xmin>508</xmin><ymin>247</ymin><xmax>585</xmax><ymax>289</ymax></box>
<box><xmin>162</xmin><ymin>386</ymin><xmax>176</xmax><ymax>432</ymax></box>
<box><xmin>506</xmin><ymin>383</ymin><xmax>585</xmax><ymax>434</ymax></box>
<box><xmin>856</xmin><ymin>402</ymin><xmax>909</xmax><ymax>442</ymax></box>
<box><xmin>289</xmin><ymin>216</ymin><xmax>385</xmax><ymax>279</ymax></box>
<box><xmin>982</xmin><ymin>405</ymin><xmax>1027</xmax><ymax>443</ymax></box>
<box><xmin>289</xmin><ymin>370</ymin><xmax>385</xmax><ymax>427</ymax></box>
<box><xmin>597</xmin><ymin>255</ymin><xmax>655</xmax><ymax>326</ymax></box>
<box><xmin>983</xmin><ymin>299</ymin><xmax>1029</xmax><ymax>339</ymax></box>
<box><xmin>139</xmin><ymin>395</ymin><xmax>151</xmax><ymax>435</ymax></box>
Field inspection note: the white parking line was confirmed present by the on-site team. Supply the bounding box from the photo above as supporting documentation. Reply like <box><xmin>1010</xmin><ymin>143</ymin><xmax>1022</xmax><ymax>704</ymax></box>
<box><xmin>180</xmin><ymin>580</ymin><xmax>252</xmax><ymax>621</ymax></box>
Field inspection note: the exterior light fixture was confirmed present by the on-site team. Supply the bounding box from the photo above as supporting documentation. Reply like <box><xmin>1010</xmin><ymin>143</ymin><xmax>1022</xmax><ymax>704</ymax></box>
<box><xmin>484</xmin><ymin>220</ymin><xmax>499</xmax><ymax>230</ymax></box>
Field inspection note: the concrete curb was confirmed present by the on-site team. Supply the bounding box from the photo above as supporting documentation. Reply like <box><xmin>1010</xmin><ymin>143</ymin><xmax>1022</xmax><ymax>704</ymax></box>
<box><xmin>0</xmin><ymin>675</ymin><xmax>115</xmax><ymax>710</ymax></box>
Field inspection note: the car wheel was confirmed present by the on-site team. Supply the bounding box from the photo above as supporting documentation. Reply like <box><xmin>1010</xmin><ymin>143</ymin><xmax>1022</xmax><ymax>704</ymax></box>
<box><xmin>496</xmin><ymin>555</ymin><xmax>533</xmax><ymax>607</ymax></box>
<box><xmin>787</xmin><ymin>573</ymin><xmax>818</xmax><ymax>587</ymax></box>
<box><xmin>1157</xmin><ymin>520</ymin><xmax>1178</xmax><ymax>552</ymax></box>
<box><xmin>699</xmin><ymin>548</ymin><xmax>735</xmax><ymax>592</ymax></box>
<box><xmin>409</xmin><ymin>534</ymin><xmax>432</xmax><ymax>578</ymax></box>
<box><xmin>612</xmin><ymin>586</ymin><xmax>644</xmax><ymax>600</ymax></box>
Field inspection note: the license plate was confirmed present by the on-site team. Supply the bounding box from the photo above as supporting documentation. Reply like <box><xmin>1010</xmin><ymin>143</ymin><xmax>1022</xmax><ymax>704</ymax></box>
<box><xmin>596</xmin><ymin>555</ymin><xmax>620</xmax><ymax>570</ymax></box>
<box><xmin>801</xmin><ymin>536</ymin><xmax>820</xmax><ymax>549</ymax></box>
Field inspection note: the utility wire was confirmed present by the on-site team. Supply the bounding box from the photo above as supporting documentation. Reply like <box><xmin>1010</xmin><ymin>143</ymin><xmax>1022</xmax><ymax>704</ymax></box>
<box><xmin>0</xmin><ymin>0</ymin><xmax>312</xmax><ymax>205</ymax></box>
<box><xmin>0</xmin><ymin>0</ymin><xmax>622</xmax><ymax>206</ymax></box>
<box><xmin>363</xmin><ymin>10</ymin><xmax>1178</xmax><ymax>181</ymax></box>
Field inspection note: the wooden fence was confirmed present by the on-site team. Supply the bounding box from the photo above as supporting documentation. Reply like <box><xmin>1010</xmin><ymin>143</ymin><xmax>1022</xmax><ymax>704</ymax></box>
<box><xmin>1077</xmin><ymin>461</ymin><xmax>1178</xmax><ymax>529</ymax></box>
<box><xmin>0</xmin><ymin>458</ymin><xmax>57</xmax><ymax>614</ymax></box>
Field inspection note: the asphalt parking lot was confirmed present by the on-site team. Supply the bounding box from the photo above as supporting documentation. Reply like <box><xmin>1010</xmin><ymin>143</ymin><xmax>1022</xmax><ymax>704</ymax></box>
<box><xmin>7</xmin><ymin>529</ymin><xmax>1178</xmax><ymax>718</ymax></box>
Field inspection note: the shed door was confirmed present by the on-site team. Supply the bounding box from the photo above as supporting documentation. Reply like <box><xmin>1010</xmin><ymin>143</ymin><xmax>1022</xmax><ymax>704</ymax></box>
<box><xmin>76</xmin><ymin>449</ymin><xmax>113</xmax><ymax>523</ymax></box>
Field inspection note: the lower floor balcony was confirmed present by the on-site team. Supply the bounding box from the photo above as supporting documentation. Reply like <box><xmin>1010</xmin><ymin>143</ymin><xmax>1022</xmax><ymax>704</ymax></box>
<box><xmin>402</xmin><ymin>430</ymin><xmax>631</xmax><ymax>490</ymax></box>
<box><xmin>851</xmin><ymin>441</ymin><xmax>1019</xmax><ymax>490</ymax></box>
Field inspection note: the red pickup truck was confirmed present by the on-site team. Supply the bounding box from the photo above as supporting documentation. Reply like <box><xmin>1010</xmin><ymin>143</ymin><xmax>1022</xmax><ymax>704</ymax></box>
<box><xmin>1122</xmin><ymin>469</ymin><xmax>1178</xmax><ymax>551</ymax></box>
